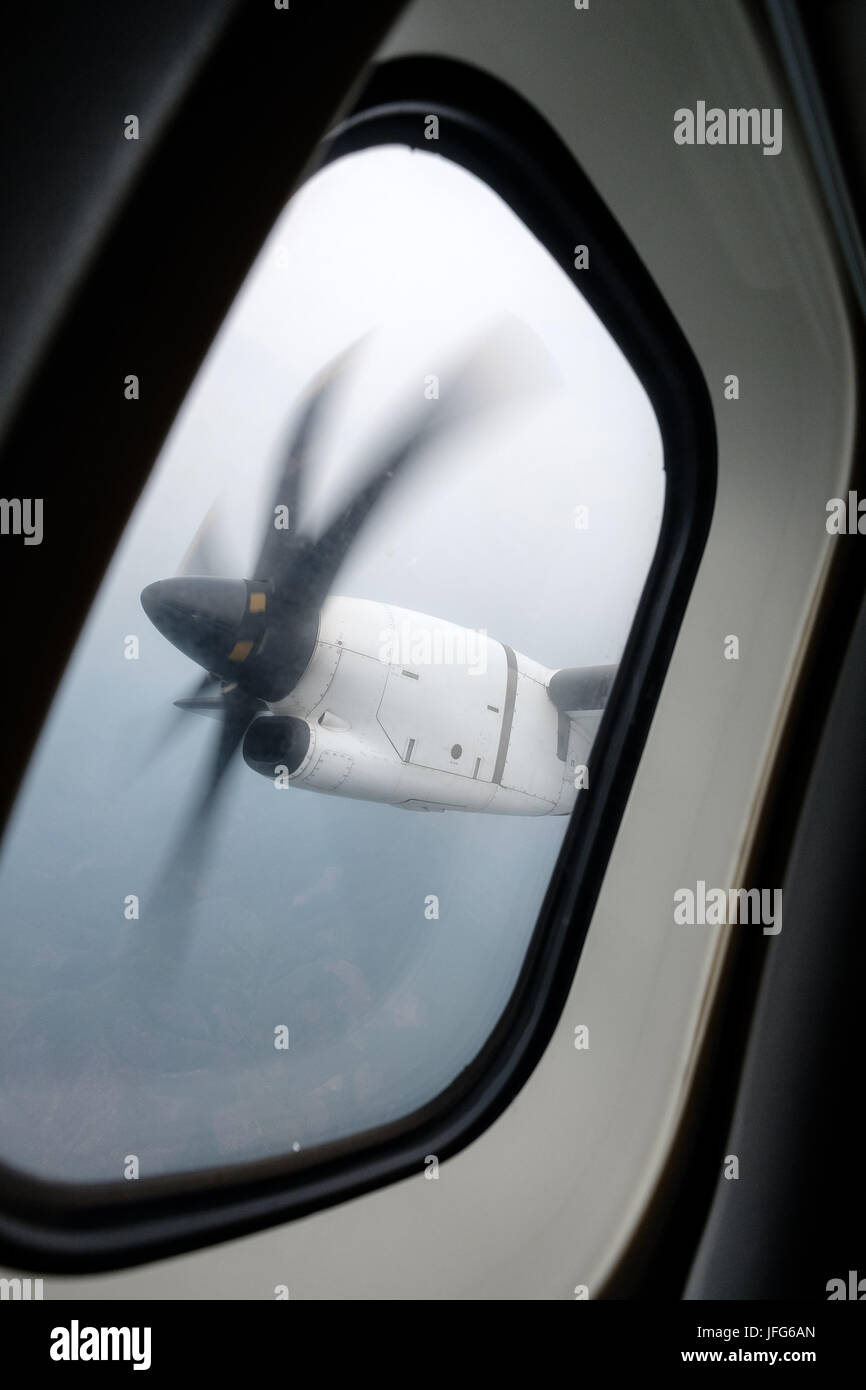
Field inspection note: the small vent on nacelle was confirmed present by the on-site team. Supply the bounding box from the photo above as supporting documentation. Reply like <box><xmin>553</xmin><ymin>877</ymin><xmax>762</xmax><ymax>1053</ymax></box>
<box><xmin>318</xmin><ymin>710</ymin><xmax>350</xmax><ymax>731</ymax></box>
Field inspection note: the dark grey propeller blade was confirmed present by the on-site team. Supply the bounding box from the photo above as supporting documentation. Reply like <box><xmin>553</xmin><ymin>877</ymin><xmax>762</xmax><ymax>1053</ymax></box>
<box><xmin>145</xmin><ymin>685</ymin><xmax>261</xmax><ymax>965</ymax></box>
<box><xmin>173</xmin><ymin>694</ymin><xmax>231</xmax><ymax>721</ymax></box>
<box><xmin>176</xmin><ymin>498</ymin><xmax>228</xmax><ymax>579</ymax></box>
<box><xmin>141</xmin><ymin>669</ymin><xmax>220</xmax><ymax>767</ymax></box>
<box><xmin>139</xmin><ymin>499</ymin><xmax>234</xmax><ymax>767</ymax></box>
<box><xmin>290</xmin><ymin>334</ymin><xmax>522</xmax><ymax>613</ymax></box>
<box><xmin>252</xmin><ymin>338</ymin><xmax>368</xmax><ymax>588</ymax></box>
<box><xmin>184</xmin><ymin>685</ymin><xmax>260</xmax><ymax>820</ymax></box>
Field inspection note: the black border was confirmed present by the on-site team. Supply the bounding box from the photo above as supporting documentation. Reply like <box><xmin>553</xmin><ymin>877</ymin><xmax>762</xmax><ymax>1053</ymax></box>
<box><xmin>0</xmin><ymin>55</ymin><xmax>716</xmax><ymax>1272</ymax></box>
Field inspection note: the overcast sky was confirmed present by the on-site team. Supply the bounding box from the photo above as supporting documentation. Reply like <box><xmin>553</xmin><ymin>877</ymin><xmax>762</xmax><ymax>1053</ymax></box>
<box><xmin>0</xmin><ymin>147</ymin><xmax>664</xmax><ymax>1183</ymax></box>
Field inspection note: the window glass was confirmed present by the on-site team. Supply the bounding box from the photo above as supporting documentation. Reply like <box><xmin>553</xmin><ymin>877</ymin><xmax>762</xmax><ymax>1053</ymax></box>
<box><xmin>0</xmin><ymin>146</ymin><xmax>663</xmax><ymax>1183</ymax></box>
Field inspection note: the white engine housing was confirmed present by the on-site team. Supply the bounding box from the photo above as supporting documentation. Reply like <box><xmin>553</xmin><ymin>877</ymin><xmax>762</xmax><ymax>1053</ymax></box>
<box><xmin>264</xmin><ymin>596</ymin><xmax>591</xmax><ymax>816</ymax></box>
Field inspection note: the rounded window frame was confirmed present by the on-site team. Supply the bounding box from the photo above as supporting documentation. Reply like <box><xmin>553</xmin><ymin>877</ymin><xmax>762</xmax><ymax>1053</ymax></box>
<box><xmin>0</xmin><ymin>54</ymin><xmax>716</xmax><ymax>1273</ymax></box>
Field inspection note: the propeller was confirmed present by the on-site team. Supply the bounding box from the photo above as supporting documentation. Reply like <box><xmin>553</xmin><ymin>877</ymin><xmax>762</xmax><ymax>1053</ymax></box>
<box><xmin>139</xmin><ymin>499</ymin><xmax>231</xmax><ymax>768</ymax></box>
<box><xmin>176</xmin><ymin>496</ymin><xmax>228</xmax><ymax>579</ymax></box>
<box><xmin>139</xmin><ymin>322</ymin><xmax>553</xmax><ymax>961</ymax></box>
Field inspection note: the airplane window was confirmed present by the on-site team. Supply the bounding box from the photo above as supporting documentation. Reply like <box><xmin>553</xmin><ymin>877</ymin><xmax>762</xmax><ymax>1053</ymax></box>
<box><xmin>0</xmin><ymin>145</ymin><xmax>664</xmax><ymax>1186</ymax></box>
